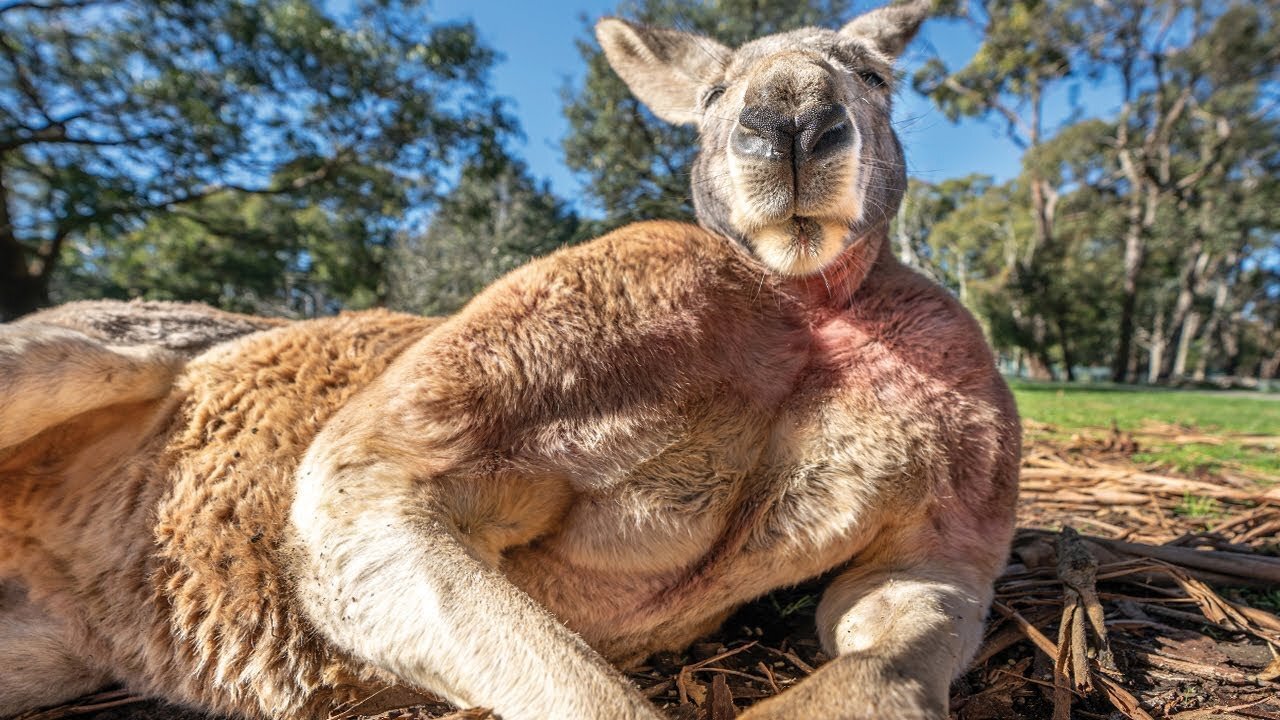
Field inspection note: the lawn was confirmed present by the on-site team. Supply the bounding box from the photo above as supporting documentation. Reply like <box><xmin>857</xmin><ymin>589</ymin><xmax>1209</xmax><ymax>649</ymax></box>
<box><xmin>1009</xmin><ymin>380</ymin><xmax>1280</xmax><ymax>478</ymax></box>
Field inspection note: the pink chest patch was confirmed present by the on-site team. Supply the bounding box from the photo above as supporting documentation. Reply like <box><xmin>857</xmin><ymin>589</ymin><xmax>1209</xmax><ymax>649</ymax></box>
<box><xmin>806</xmin><ymin>310</ymin><xmax>883</xmax><ymax>372</ymax></box>
<box><xmin>800</xmin><ymin>305</ymin><xmax>947</xmax><ymax>410</ymax></box>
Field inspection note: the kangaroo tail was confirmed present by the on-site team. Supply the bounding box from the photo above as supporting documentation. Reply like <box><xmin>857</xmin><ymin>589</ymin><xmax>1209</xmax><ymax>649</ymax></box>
<box><xmin>0</xmin><ymin>325</ymin><xmax>181</xmax><ymax>451</ymax></box>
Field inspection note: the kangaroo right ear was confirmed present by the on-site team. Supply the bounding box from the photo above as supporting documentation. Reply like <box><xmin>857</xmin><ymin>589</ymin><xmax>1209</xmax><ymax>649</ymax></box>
<box><xmin>595</xmin><ymin>18</ymin><xmax>730</xmax><ymax>126</ymax></box>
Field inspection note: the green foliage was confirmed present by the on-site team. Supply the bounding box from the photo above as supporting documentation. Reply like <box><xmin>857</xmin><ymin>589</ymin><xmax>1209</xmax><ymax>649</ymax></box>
<box><xmin>912</xmin><ymin>0</ymin><xmax>1279</xmax><ymax>383</ymax></box>
<box><xmin>388</xmin><ymin>152</ymin><xmax>580</xmax><ymax>316</ymax></box>
<box><xmin>561</xmin><ymin>0</ymin><xmax>851</xmax><ymax>232</ymax></box>
<box><xmin>1</xmin><ymin>0</ymin><xmax>511</xmax><ymax>318</ymax></box>
<box><xmin>913</xmin><ymin>0</ymin><xmax>1081</xmax><ymax>142</ymax></box>
<box><xmin>1172</xmin><ymin>493</ymin><xmax>1222</xmax><ymax>519</ymax></box>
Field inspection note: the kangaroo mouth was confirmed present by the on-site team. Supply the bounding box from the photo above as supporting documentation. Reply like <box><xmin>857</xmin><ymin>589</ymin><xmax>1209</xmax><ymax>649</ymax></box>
<box><xmin>746</xmin><ymin>215</ymin><xmax>848</xmax><ymax>276</ymax></box>
<box><xmin>726</xmin><ymin>152</ymin><xmax>864</xmax><ymax>276</ymax></box>
<box><xmin>791</xmin><ymin>217</ymin><xmax>823</xmax><ymax>252</ymax></box>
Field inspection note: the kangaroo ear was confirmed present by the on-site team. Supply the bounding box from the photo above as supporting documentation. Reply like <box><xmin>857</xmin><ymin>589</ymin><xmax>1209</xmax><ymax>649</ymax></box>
<box><xmin>596</xmin><ymin>18</ymin><xmax>730</xmax><ymax>126</ymax></box>
<box><xmin>840</xmin><ymin>0</ymin><xmax>931</xmax><ymax>60</ymax></box>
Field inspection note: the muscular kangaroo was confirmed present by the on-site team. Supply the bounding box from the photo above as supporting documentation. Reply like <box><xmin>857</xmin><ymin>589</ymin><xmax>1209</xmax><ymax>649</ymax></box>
<box><xmin>0</xmin><ymin>2</ymin><xmax>1019</xmax><ymax>718</ymax></box>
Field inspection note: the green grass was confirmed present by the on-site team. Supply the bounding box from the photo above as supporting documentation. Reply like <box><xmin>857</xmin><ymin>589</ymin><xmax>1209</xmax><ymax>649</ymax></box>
<box><xmin>1229</xmin><ymin>587</ymin><xmax>1280</xmax><ymax>613</ymax></box>
<box><xmin>1172</xmin><ymin>493</ymin><xmax>1222</xmax><ymax>520</ymax></box>
<box><xmin>1009</xmin><ymin>380</ymin><xmax>1280</xmax><ymax>479</ymax></box>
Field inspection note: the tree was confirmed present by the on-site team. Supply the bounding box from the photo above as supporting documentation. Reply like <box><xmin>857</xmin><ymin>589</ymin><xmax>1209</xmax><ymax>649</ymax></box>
<box><xmin>893</xmin><ymin>174</ymin><xmax>996</xmax><ymax>301</ymax></box>
<box><xmin>914</xmin><ymin>0</ymin><xmax>1084</xmax><ymax>378</ymax></box>
<box><xmin>0</xmin><ymin>0</ymin><xmax>510</xmax><ymax>319</ymax></box>
<box><xmin>897</xmin><ymin>119</ymin><xmax>1133</xmax><ymax>381</ymax></box>
<box><xmin>562</xmin><ymin>0</ymin><xmax>851</xmax><ymax>234</ymax></box>
<box><xmin>1079</xmin><ymin>0</ymin><xmax>1279</xmax><ymax>381</ymax></box>
<box><xmin>388</xmin><ymin>152</ymin><xmax>579</xmax><ymax>316</ymax></box>
<box><xmin>916</xmin><ymin>0</ymin><xmax>1279</xmax><ymax>383</ymax></box>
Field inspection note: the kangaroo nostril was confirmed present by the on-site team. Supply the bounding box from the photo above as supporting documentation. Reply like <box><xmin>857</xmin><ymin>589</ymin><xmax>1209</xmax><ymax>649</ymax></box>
<box><xmin>733</xmin><ymin>104</ymin><xmax>850</xmax><ymax>163</ymax></box>
<box><xmin>810</xmin><ymin>121</ymin><xmax>851</xmax><ymax>157</ymax></box>
<box><xmin>797</xmin><ymin>104</ymin><xmax>851</xmax><ymax>162</ymax></box>
<box><xmin>735</xmin><ymin>106</ymin><xmax>796</xmax><ymax>160</ymax></box>
<box><xmin>738</xmin><ymin>106</ymin><xmax>795</xmax><ymax>138</ymax></box>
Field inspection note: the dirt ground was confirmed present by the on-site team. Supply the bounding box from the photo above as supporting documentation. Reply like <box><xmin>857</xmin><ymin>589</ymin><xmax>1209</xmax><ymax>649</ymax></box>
<box><xmin>16</xmin><ymin>424</ymin><xmax>1280</xmax><ymax>720</ymax></box>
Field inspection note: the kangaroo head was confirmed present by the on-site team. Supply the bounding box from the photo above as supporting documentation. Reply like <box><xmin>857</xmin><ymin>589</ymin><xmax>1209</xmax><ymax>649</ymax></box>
<box><xmin>597</xmin><ymin>1</ymin><xmax>928</xmax><ymax>277</ymax></box>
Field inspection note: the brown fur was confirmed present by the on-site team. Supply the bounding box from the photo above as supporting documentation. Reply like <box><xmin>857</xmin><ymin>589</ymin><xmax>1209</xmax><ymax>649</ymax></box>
<box><xmin>0</xmin><ymin>3</ymin><xmax>1018</xmax><ymax>718</ymax></box>
<box><xmin>1</xmin><ymin>224</ymin><xmax>1016</xmax><ymax>719</ymax></box>
<box><xmin>17</xmin><ymin>299</ymin><xmax>288</xmax><ymax>356</ymax></box>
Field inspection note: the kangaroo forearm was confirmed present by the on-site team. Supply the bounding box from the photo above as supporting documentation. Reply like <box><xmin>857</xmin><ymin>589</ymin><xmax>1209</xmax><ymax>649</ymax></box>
<box><xmin>740</xmin><ymin>564</ymin><xmax>991</xmax><ymax>720</ymax></box>
<box><xmin>290</xmin><ymin>461</ymin><xmax>659</xmax><ymax>720</ymax></box>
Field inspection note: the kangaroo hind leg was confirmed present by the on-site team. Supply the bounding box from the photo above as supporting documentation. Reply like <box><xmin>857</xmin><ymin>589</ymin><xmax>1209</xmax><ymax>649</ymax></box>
<box><xmin>0</xmin><ymin>324</ymin><xmax>181</xmax><ymax>451</ymax></box>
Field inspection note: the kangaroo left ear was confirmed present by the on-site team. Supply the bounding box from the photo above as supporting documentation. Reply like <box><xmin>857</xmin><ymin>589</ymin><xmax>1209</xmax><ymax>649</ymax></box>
<box><xmin>840</xmin><ymin>0</ymin><xmax>932</xmax><ymax>60</ymax></box>
<box><xmin>596</xmin><ymin>18</ymin><xmax>730</xmax><ymax>126</ymax></box>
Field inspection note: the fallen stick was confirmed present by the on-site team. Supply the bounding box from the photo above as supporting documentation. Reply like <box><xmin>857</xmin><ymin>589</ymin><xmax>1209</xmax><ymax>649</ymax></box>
<box><xmin>1087</xmin><ymin>537</ymin><xmax>1280</xmax><ymax>585</ymax></box>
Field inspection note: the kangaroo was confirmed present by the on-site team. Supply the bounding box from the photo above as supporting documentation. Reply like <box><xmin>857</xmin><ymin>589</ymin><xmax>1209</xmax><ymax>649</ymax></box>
<box><xmin>0</xmin><ymin>301</ymin><xmax>286</xmax><ymax>450</ymax></box>
<box><xmin>0</xmin><ymin>2</ymin><xmax>1019</xmax><ymax>718</ymax></box>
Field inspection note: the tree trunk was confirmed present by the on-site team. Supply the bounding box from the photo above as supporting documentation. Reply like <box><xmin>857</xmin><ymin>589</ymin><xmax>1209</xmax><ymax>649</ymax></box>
<box><xmin>1146</xmin><ymin>309</ymin><xmax>1166</xmax><ymax>385</ymax></box>
<box><xmin>1056</xmin><ymin>313</ymin><xmax>1075</xmax><ymax>382</ymax></box>
<box><xmin>1222</xmin><ymin>316</ymin><xmax>1242</xmax><ymax>377</ymax></box>
<box><xmin>1027</xmin><ymin>356</ymin><xmax>1054</xmax><ymax>381</ymax></box>
<box><xmin>1162</xmin><ymin>241</ymin><xmax>1209</xmax><ymax>382</ymax></box>
<box><xmin>1261</xmin><ymin>347</ymin><xmax>1280</xmax><ymax>382</ymax></box>
<box><xmin>1192</xmin><ymin>251</ymin><xmax>1240</xmax><ymax>381</ymax></box>
<box><xmin>0</xmin><ymin>165</ymin><xmax>50</xmax><ymax>321</ymax></box>
<box><xmin>1112</xmin><ymin>190</ymin><xmax>1152</xmax><ymax>383</ymax></box>
<box><xmin>1172</xmin><ymin>310</ymin><xmax>1201</xmax><ymax>381</ymax></box>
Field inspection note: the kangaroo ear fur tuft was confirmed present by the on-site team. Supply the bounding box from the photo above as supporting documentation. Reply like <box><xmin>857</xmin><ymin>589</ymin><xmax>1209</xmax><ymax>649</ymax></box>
<box><xmin>840</xmin><ymin>0</ymin><xmax>932</xmax><ymax>60</ymax></box>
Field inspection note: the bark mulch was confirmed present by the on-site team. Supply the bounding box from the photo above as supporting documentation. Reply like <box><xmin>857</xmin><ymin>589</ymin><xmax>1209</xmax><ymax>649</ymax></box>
<box><xmin>17</xmin><ymin>425</ymin><xmax>1280</xmax><ymax>720</ymax></box>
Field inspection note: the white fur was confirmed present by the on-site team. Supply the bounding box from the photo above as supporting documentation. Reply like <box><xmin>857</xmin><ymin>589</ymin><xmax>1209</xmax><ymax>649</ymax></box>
<box><xmin>291</xmin><ymin>438</ymin><xmax>663</xmax><ymax>720</ymax></box>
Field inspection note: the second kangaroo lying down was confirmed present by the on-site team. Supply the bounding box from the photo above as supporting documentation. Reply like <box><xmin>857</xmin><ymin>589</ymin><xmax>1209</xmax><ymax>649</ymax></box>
<box><xmin>0</xmin><ymin>2</ymin><xmax>1019</xmax><ymax>718</ymax></box>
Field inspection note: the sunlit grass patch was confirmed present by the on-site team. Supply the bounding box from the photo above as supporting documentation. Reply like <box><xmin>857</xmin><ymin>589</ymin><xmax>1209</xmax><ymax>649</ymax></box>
<box><xmin>1172</xmin><ymin>493</ymin><xmax>1223</xmax><ymax>519</ymax></box>
<box><xmin>1009</xmin><ymin>381</ymin><xmax>1280</xmax><ymax>479</ymax></box>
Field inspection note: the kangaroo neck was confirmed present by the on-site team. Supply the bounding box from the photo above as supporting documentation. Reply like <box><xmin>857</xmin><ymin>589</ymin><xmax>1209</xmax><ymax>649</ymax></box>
<box><xmin>782</xmin><ymin>230</ymin><xmax>892</xmax><ymax>310</ymax></box>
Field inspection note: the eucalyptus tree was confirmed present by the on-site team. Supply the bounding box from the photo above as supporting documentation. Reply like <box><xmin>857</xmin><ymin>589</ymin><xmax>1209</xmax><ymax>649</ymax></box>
<box><xmin>1</xmin><ymin>0</ymin><xmax>510</xmax><ymax>318</ymax></box>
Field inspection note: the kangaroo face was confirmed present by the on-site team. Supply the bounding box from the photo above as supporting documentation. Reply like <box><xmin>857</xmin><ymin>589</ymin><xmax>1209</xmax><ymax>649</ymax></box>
<box><xmin>597</xmin><ymin>1</ymin><xmax>927</xmax><ymax>277</ymax></box>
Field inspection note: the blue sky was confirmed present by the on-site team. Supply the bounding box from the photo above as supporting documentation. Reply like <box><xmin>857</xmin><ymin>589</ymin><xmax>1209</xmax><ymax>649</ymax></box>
<box><xmin>426</xmin><ymin>1</ymin><xmax>1117</xmax><ymax>215</ymax></box>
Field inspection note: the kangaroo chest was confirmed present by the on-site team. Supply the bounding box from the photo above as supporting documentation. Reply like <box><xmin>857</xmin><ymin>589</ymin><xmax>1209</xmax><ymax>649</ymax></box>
<box><xmin>500</xmin><ymin>333</ymin><xmax>940</xmax><ymax>662</ymax></box>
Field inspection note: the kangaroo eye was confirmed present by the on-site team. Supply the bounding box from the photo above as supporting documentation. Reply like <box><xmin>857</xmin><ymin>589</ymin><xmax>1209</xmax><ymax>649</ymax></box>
<box><xmin>702</xmin><ymin>86</ymin><xmax>726</xmax><ymax>108</ymax></box>
<box><xmin>858</xmin><ymin>70</ymin><xmax>886</xmax><ymax>88</ymax></box>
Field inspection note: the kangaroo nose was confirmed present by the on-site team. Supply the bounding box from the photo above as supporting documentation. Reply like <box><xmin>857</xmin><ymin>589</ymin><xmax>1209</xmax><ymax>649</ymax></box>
<box><xmin>733</xmin><ymin>106</ymin><xmax>794</xmax><ymax>160</ymax></box>
<box><xmin>732</xmin><ymin>104</ymin><xmax>851</xmax><ymax>164</ymax></box>
<box><xmin>796</xmin><ymin>104</ymin><xmax>851</xmax><ymax>163</ymax></box>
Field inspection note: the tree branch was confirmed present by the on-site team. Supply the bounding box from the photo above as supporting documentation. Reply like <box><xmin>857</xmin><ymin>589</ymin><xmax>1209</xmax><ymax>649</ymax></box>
<box><xmin>0</xmin><ymin>0</ymin><xmax>106</xmax><ymax>16</ymax></box>
<box><xmin>48</xmin><ymin>148</ymin><xmax>358</xmax><ymax>243</ymax></box>
<box><xmin>0</xmin><ymin>118</ymin><xmax>161</xmax><ymax>152</ymax></box>
<box><xmin>0</xmin><ymin>32</ymin><xmax>53</xmax><ymax>123</ymax></box>
<box><xmin>940</xmin><ymin>77</ymin><xmax>1030</xmax><ymax>150</ymax></box>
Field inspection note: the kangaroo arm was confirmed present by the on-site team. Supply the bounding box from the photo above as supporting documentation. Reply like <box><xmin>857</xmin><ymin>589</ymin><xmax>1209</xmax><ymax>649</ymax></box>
<box><xmin>290</xmin><ymin>430</ymin><xmax>662</xmax><ymax>720</ymax></box>
<box><xmin>739</xmin><ymin>543</ymin><xmax>998</xmax><ymax>720</ymax></box>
